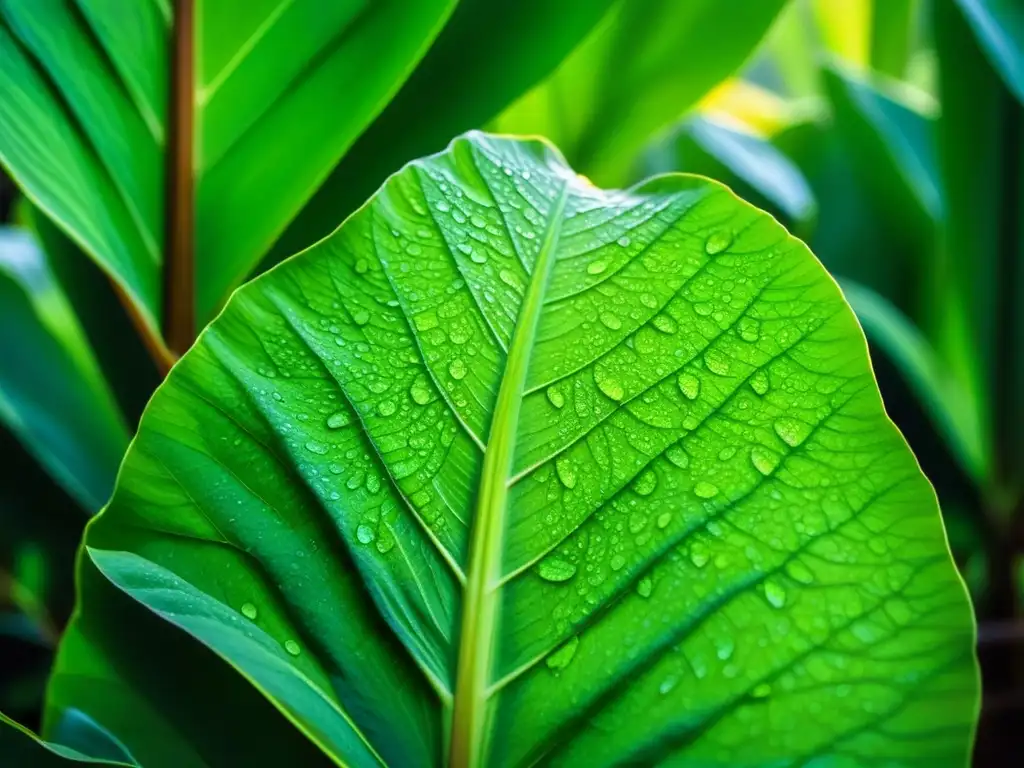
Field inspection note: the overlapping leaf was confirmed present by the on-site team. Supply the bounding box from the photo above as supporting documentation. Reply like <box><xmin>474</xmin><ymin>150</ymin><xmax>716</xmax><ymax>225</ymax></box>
<box><xmin>50</xmin><ymin>133</ymin><xmax>978</xmax><ymax>766</ymax></box>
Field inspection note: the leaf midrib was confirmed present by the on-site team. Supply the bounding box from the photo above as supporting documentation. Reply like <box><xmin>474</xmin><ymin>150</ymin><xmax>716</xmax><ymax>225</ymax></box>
<box><xmin>449</xmin><ymin>180</ymin><xmax>569</xmax><ymax>768</ymax></box>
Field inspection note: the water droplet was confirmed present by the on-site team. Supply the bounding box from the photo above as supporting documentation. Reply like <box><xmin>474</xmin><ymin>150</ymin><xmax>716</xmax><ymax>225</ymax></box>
<box><xmin>356</xmin><ymin>524</ymin><xmax>376</xmax><ymax>544</ymax></box>
<box><xmin>546</xmin><ymin>387</ymin><xmax>565</xmax><ymax>409</ymax></box>
<box><xmin>750</xmin><ymin>447</ymin><xmax>779</xmax><ymax>475</ymax></box>
<box><xmin>406</xmin><ymin>243</ymin><xmax>422</xmax><ymax>256</ymax></box>
<box><xmin>718</xmin><ymin>447</ymin><xmax>737</xmax><ymax>461</ymax></box>
<box><xmin>773</xmin><ymin>418</ymin><xmax>807</xmax><ymax>447</ymax></box>
<box><xmin>555</xmin><ymin>457</ymin><xmax>577</xmax><ymax>489</ymax></box>
<box><xmin>456</xmin><ymin>243</ymin><xmax>473</xmax><ymax>256</ymax></box>
<box><xmin>546</xmin><ymin>636</ymin><xmax>579</xmax><ymax>670</ymax></box>
<box><xmin>538</xmin><ymin>557</ymin><xmax>577</xmax><ymax>582</ymax></box>
<box><xmin>704</xmin><ymin>349</ymin><xmax>731</xmax><ymax>376</ymax></box>
<box><xmin>599</xmin><ymin>311</ymin><xmax>622</xmax><ymax>330</ymax></box>
<box><xmin>470</xmin><ymin>214</ymin><xmax>486</xmax><ymax>229</ymax></box>
<box><xmin>704</xmin><ymin>230</ymin><xmax>733</xmax><ymax>255</ymax></box>
<box><xmin>636</xmin><ymin>576</ymin><xmax>653</xmax><ymax>598</ymax></box>
<box><xmin>305</xmin><ymin>440</ymin><xmax>328</xmax><ymax>455</ymax></box>
<box><xmin>326</xmin><ymin>412</ymin><xmax>350</xmax><ymax>430</ymax></box>
<box><xmin>751</xmin><ymin>682</ymin><xmax>772</xmax><ymax>699</ymax></box>
<box><xmin>352</xmin><ymin>309</ymin><xmax>370</xmax><ymax>326</ymax></box>
<box><xmin>656</xmin><ymin>511</ymin><xmax>672</xmax><ymax>528</ymax></box>
<box><xmin>448</xmin><ymin>359</ymin><xmax>468</xmax><ymax>380</ymax></box>
<box><xmin>617</xmin><ymin>236</ymin><xmax>631</xmax><ymax>247</ymax></box>
<box><xmin>410</xmin><ymin>379</ymin><xmax>432</xmax><ymax>405</ymax></box>
<box><xmin>610</xmin><ymin>554</ymin><xmax>626</xmax><ymax>571</ymax></box>
<box><xmin>633</xmin><ymin>470</ymin><xmax>657</xmax><ymax>496</ymax></box>
<box><xmin>241</xmin><ymin>602</ymin><xmax>257</xmax><ymax>620</ymax></box>
<box><xmin>677</xmin><ymin>372</ymin><xmax>701</xmax><ymax>400</ymax></box>
<box><xmin>738</xmin><ymin>318</ymin><xmax>760</xmax><ymax>342</ymax></box>
<box><xmin>378</xmin><ymin>400</ymin><xmax>397</xmax><ymax>417</ymax></box>
<box><xmin>499</xmin><ymin>269</ymin><xmax>520</xmax><ymax>289</ymax></box>
<box><xmin>715</xmin><ymin>637</ymin><xmax>735</xmax><ymax>660</ymax></box>
<box><xmin>786</xmin><ymin>560</ymin><xmax>814</xmax><ymax>584</ymax></box>
<box><xmin>750</xmin><ymin>370</ymin><xmax>770</xmax><ymax>395</ymax></box>
<box><xmin>414</xmin><ymin>313</ymin><xmax>438</xmax><ymax>332</ymax></box>
<box><xmin>694</xmin><ymin>481</ymin><xmax>719</xmax><ymax>499</ymax></box>
<box><xmin>652</xmin><ymin>314</ymin><xmax>677</xmax><ymax>334</ymax></box>
<box><xmin>470</xmin><ymin>250</ymin><xmax>488</xmax><ymax>264</ymax></box>
<box><xmin>595</xmin><ymin>370</ymin><xmax>624</xmax><ymax>401</ymax></box>
<box><xmin>666</xmin><ymin>444</ymin><xmax>689</xmax><ymax>468</ymax></box>
<box><xmin>659</xmin><ymin>675</ymin><xmax>679</xmax><ymax>695</ymax></box>
<box><xmin>764</xmin><ymin>579</ymin><xmax>787</xmax><ymax>608</ymax></box>
<box><xmin>284</xmin><ymin>640</ymin><xmax>301</xmax><ymax>657</ymax></box>
<box><xmin>436</xmin><ymin>201</ymin><xmax>451</xmax><ymax>213</ymax></box>
<box><xmin>690</xmin><ymin>542</ymin><xmax>710</xmax><ymax>568</ymax></box>
<box><xmin>587</xmin><ymin>260</ymin><xmax>608</xmax><ymax>275</ymax></box>
<box><xmin>355</xmin><ymin>259</ymin><xmax>369</xmax><ymax>274</ymax></box>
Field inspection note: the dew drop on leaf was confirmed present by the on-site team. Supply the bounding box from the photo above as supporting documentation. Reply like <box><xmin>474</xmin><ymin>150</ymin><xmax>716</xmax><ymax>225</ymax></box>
<box><xmin>587</xmin><ymin>260</ymin><xmax>608</xmax><ymax>275</ymax></box>
<box><xmin>241</xmin><ymin>602</ymin><xmax>257</xmax><ymax>620</ymax></box>
<box><xmin>704</xmin><ymin>230</ymin><xmax>733</xmax><ymax>255</ymax></box>
<box><xmin>752</xmin><ymin>683</ymin><xmax>772</xmax><ymax>699</ymax></box>
<box><xmin>284</xmin><ymin>640</ymin><xmax>301</xmax><ymax>657</ymax></box>
<box><xmin>677</xmin><ymin>371</ymin><xmax>700</xmax><ymax>400</ymax></box>
<box><xmin>305</xmin><ymin>440</ymin><xmax>328</xmax><ymax>455</ymax></box>
<box><xmin>786</xmin><ymin>560</ymin><xmax>814</xmax><ymax>585</ymax></box>
<box><xmin>555</xmin><ymin>456</ymin><xmax>577</xmax><ymax>489</ymax></box>
<box><xmin>656</xmin><ymin>511</ymin><xmax>672</xmax><ymax>528</ymax></box>
<box><xmin>750</xmin><ymin>446</ymin><xmax>779</xmax><ymax>475</ymax></box>
<box><xmin>773</xmin><ymin>418</ymin><xmax>807</xmax><ymax>447</ymax></box>
<box><xmin>378</xmin><ymin>400</ymin><xmax>397</xmax><ymax>417</ymax></box>
<box><xmin>546</xmin><ymin>387</ymin><xmax>565</xmax><ymax>409</ymax></box>
<box><xmin>690</xmin><ymin>543</ymin><xmax>710</xmax><ymax>568</ymax></box>
<box><xmin>610</xmin><ymin>554</ymin><xmax>626</xmax><ymax>571</ymax></box>
<box><xmin>538</xmin><ymin>556</ymin><xmax>577</xmax><ymax>582</ymax></box>
<box><xmin>409</xmin><ymin>379</ymin><xmax>432</xmax><ymax>405</ymax></box>
<box><xmin>326</xmin><ymin>412</ymin><xmax>350</xmax><ymax>430</ymax></box>
<box><xmin>750</xmin><ymin>369</ymin><xmax>770</xmax><ymax>395</ymax></box>
<box><xmin>352</xmin><ymin>309</ymin><xmax>370</xmax><ymax>326</ymax></box>
<box><xmin>633</xmin><ymin>470</ymin><xmax>657</xmax><ymax>496</ymax></box>
<box><xmin>715</xmin><ymin>637</ymin><xmax>735</xmax><ymax>660</ymax></box>
<box><xmin>546</xmin><ymin>636</ymin><xmax>579</xmax><ymax>670</ymax></box>
<box><xmin>666</xmin><ymin>444</ymin><xmax>689</xmax><ymax>468</ymax></box>
<box><xmin>449</xmin><ymin>359</ymin><xmax>467</xmax><ymax>380</ymax></box>
<box><xmin>694</xmin><ymin>481</ymin><xmax>719</xmax><ymax>499</ymax></box>
<box><xmin>599</xmin><ymin>311</ymin><xmax>622</xmax><ymax>330</ymax></box>
<box><xmin>738</xmin><ymin>318</ymin><xmax>760</xmax><ymax>342</ymax></box>
<box><xmin>595</xmin><ymin>369</ymin><xmax>624</xmax><ymax>401</ymax></box>
<box><xmin>652</xmin><ymin>314</ymin><xmax>677</xmax><ymax>334</ymax></box>
<box><xmin>764</xmin><ymin>579</ymin><xmax>787</xmax><ymax>608</ymax></box>
<box><xmin>617</xmin><ymin>236</ymin><xmax>631</xmax><ymax>247</ymax></box>
<box><xmin>703</xmin><ymin>349</ymin><xmax>731</xmax><ymax>376</ymax></box>
<box><xmin>636</xmin><ymin>576</ymin><xmax>653</xmax><ymax>598</ymax></box>
<box><xmin>356</xmin><ymin>524</ymin><xmax>376</xmax><ymax>544</ymax></box>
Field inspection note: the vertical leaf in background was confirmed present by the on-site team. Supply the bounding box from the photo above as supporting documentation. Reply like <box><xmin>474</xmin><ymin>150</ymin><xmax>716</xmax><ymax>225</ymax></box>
<box><xmin>933</xmin><ymin>0</ymin><xmax>1021</xmax><ymax>500</ymax></box>
<box><xmin>264</xmin><ymin>0</ymin><xmax>617</xmax><ymax>268</ymax></box>
<box><xmin>954</xmin><ymin>0</ymin><xmax>1024</xmax><ymax>103</ymax></box>
<box><xmin>645</xmin><ymin>115</ymin><xmax>818</xmax><ymax>236</ymax></box>
<box><xmin>0</xmin><ymin>228</ymin><xmax>129</xmax><ymax>513</ymax></box>
<box><xmin>0</xmin><ymin>20</ymin><xmax>162</xmax><ymax>340</ymax></box>
<box><xmin>870</xmin><ymin>0</ymin><xmax>919</xmax><ymax>79</ymax></box>
<box><xmin>492</xmin><ymin>0</ymin><xmax>788</xmax><ymax>185</ymax></box>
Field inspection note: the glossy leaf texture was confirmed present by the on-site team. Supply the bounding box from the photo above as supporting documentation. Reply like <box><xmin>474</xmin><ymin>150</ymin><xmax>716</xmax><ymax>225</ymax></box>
<box><xmin>492</xmin><ymin>0</ymin><xmax>788</xmax><ymax>185</ymax></box>
<box><xmin>60</xmin><ymin>134</ymin><xmax>977</xmax><ymax>766</ymax></box>
<box><xmin>0</xmin><ymin>227</ymin><xmax>129</xmax><ymax>512</ymax></box>
<box><xmin>0</xmin><ymin>711</ymin><xmax>132</xmax><ymax>766</ymax></box>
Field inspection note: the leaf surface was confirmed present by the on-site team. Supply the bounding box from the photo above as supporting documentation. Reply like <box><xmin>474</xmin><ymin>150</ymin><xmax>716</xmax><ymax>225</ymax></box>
<box><xmin>66</xmin><ymin>133</ymin><xmax>977</xmax><ymax>766</ymax></box>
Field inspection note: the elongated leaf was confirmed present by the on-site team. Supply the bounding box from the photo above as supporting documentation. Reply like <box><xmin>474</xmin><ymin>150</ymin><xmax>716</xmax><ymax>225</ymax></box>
<box><xmin>954</xmin><ymin>0</ymin><xmax>1024</xmax><ymax>103</ymax></box>
<box><xmin>839</xmin><ymin>279</ymin><xmax>988</xmax><ymax>484</ymax></box>
<box><xmin>647</xmin><ymin>115</ymin><xmax>817</xmax><ymax>232</ymax></box>
<box><xmin>1</xmin><ymin>710</ymin><xmax>132</xmax><ymax>766</ymax></box>
<box><xmin>69</xmin><ymin>134</ymin><xmax>976</xmax><ymax>765</ymax></box>
<box><xmin>492</xmin><ymin>0</ymin><xmax>788</xmax><ymax>185</ymax></box>
<box><xmin>265</xmin><ymin>0</ymin><xmax>615</xmax><ymax>268</ymax></box>
<box><xmin>0</xmin><ymin>228</ymin><xmax>129</xmax><ymax>512</ymax></box>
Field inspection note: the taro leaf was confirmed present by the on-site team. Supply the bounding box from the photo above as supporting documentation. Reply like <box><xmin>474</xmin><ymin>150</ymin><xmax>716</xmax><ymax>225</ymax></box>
<box><xmin>70</xmin><ymin>133</ymin><xmax>977</xmax><ymax>766</ymax></box>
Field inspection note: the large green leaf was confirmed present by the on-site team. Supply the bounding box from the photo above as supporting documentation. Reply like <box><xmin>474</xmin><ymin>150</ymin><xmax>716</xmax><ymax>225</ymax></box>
<box><xmin>0</xmin><ymin>0</ymin><xmax>457</xmax><ymax>333</ymax></box>
<box><xmin>265</xmin><ymin>0</ymin><xmax>616</xmax><ymax>268</ymax></box>
<box><xmin>65</xmin><ymin>133</ymin><xmax>977</xmax><ymax>765</ymax></box>
<box><xmin>492</xmin><ymin>0</ymin><xmax>788</xmax><ymax>185</ymax></box>
<box><xmin>0</xmin><ymin>227</ymin><xmax>128</xmax><ymax>512</ymax></box>
<box><xmin>0</xmin><ymin>710</ymin><xmax>132</xmax><ymax>766</ymax></box>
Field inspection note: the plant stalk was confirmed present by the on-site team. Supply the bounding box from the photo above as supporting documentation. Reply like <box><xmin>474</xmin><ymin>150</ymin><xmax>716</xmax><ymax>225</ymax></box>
<box><xmin>163</xmin><ymin>0</ymin><xmax>195</xmax><ymax>355</ymax></box>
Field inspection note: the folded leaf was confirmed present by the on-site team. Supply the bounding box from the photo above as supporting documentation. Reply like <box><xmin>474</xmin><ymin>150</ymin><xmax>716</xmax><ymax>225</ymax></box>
<box><xmin>71</xmin><ymin>133</ymin><xmax>977</xmax><ymax>766</ymax></box>
<box><xmin>0</xmin><ymin>710</ymin><xmax>133</xmax><ymax>766</ymax></box>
